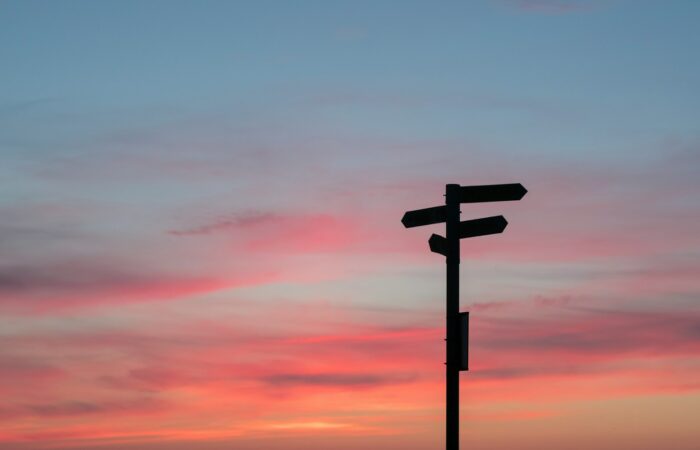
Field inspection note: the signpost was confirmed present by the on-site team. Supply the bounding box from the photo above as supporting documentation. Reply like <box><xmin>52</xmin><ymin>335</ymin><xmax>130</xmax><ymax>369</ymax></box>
<box><xmin>401</xmin><ymin>183</ymin><xmax>527</xmax><ymax>450</ymax></box>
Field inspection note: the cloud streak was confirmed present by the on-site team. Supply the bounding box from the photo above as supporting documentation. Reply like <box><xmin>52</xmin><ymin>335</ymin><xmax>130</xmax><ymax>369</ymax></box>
<box><xmin>499</xmin><ymin>0</ymin><xmax>602</xmax><ymax>14</ymax></box>
<box><xmin>0</xmin><ymin>261</ymin><xmax>230</xmax><ymax>312</ymax></box>
<box><xmin>0</xmin><ymin>292</ymin><xmax>698</xmax><ymax>448</ymax></box>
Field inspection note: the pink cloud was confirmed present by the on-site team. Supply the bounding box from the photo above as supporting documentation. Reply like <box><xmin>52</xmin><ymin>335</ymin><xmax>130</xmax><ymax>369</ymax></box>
<box><xmin>170</xmin><ymin>211</ymin><xmax>363</xmax><ymax>254</ymax></box>
<box><xmin>1</xmin><ymin>398</ymin><xmax>169</xmax><ymax>420</ymax></box>
<box><xmin>244</xmin><ymin>214</ymin><xmax>360</xmax><ymax>253</ymax></box>
<box><xmin>0</xmin><ymin>356</ymin><xmax>64</xmax><ymax>397</ymax></box>
<box><xmin>2</xmin><ymin>293</ymin><xmax>698</xmax><ymax>448</ymax></box>
<box><xmin>0</xmin><ymin>263</ymin><xmax>234</xmax><ymax>313</ymax></box>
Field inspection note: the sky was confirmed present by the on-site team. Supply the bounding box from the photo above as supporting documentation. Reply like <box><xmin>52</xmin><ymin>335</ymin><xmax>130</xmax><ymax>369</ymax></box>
<box><xmin>1</xmin><ymin>0</ymin><xmax>699</xmax><ymax>449</ymax></box>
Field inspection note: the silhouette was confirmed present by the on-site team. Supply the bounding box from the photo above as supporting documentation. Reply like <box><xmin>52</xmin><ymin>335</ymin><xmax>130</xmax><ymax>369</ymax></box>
<box><xmin>402</xmin><ymin>183</ymin><xmax>527</xmax><ymax>450</ymax></box>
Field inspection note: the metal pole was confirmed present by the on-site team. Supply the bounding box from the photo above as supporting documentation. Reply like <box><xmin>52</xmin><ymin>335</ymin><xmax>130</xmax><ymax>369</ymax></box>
<box><xmin>445</xmin><ymin>184</ymin><xmax>460</xmax><ymax>450</ymax></box>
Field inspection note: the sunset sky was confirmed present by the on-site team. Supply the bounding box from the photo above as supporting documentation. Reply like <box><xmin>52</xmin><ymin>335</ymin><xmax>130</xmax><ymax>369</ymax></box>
<box><xmin>1</xmin><ymin>1</ymin><xmax>699</xmax><ymax>449</ymax></box>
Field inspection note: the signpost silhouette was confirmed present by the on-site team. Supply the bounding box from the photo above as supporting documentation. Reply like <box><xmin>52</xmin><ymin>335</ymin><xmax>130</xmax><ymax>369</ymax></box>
<box><xmin>402</xmin><ymin>183</ymin><xmax>527</xmax><ymax>450</ymax></box>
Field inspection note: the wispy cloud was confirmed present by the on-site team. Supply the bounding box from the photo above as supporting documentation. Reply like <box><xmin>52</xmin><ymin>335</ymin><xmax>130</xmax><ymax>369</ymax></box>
<box><xmin>262</xmin><ymin>372</ymin><xmax>415</xmax><ymax>388</ymax></box>
<box><xmin>0</xmin><ymin>98</ymin><xmax>58</xmax><ymax>119</ymax></box>
<box><xmin>22</xmin><ymin>398</ymin><xmax>168</xmax><ymax>419</ymax></box>
<box><xmin>170</xmin><ymin>211</ymin><xmax>364</xmax><ymax>254</ymax></box>
<box><xmin>0</xmin><ymin>261</ymin><xmax>228</xmax><ymax>312</ymax></box>
<box><xmin>498</xmin><ymin>0</ymin><xmax>603</xmax><ymax>14</ymax></box>
<box><xmin>168</xmin><ymin>211</ymin><xmax>280</xmax><ymax>236</ymax></box>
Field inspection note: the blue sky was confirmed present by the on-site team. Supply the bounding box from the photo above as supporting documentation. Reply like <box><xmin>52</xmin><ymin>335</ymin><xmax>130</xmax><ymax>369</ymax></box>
<box><xmin>4</xmin><ymin>0</ymin><xmax>699</xmax><ymax>150</ymax></box>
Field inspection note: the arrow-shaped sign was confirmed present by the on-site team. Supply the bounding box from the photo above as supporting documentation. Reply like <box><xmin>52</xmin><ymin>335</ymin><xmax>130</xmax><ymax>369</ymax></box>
<box><xmin>401</xmin><ymin>205</ymin><xmax>447</xmax><ymax>228</ymax></box>
<box><xmin>428</xmin><ymin>216</ymin><xmax>507</xmax><ymax>256</ymax></box>
<box><xmin>402</xmin><ymin>184</ymin><xmax>525</xmax><ymax>229</ymax></box>
<box><xmin>429</xmin><ymin>233</ymin><xmax>448</xmax><ymax>256</ymax></box>
<box><xmin>459</xmin><ymin>215</ymin><xmax>508</xmax><ymax>238</ymax></box>
<box><xmin>459</xmin><ymin>183</ymin><xmax>527</xmax><ymax>203</ymax></box>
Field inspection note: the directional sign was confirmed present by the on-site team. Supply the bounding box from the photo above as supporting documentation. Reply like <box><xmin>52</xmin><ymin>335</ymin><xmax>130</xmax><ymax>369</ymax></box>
<box><xmin>402</xmin><ymin>184</ymin><xmax>525</xmax><ymax>228</ymax></box>
<box><xmin>428</xmin><ymin>217</ymin><xmax>507</xmax><ymax>256</ymax></box>
<box><xmin>401</xmin><ymin>205</ymin><xmax>447</xmax><ymax>228</ymax></box>
<box><xmin>459</xmin><ymin>215</ymin><xmax>507</xmax><ymax>239</ymax></box>
<box><xmin>459</xmin><ymin>183</ymin><xmax>527</xmax><ymax>204</ymax></box>
<box><xmin>429</xmin><ymin>234</ymin><xmax>447</xmax><ymax>256</ymax></box>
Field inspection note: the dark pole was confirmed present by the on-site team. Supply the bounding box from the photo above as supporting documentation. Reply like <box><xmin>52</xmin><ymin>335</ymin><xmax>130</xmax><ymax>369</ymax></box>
<box><xmin>402</xmin><ymin>182</ymin><xmax>525</xmax><ymax>450</ymax></box>
<box><xmin>445</xmin><ymin>184</ymin><xmax>460</xmax><ymax>450</ymax></box>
